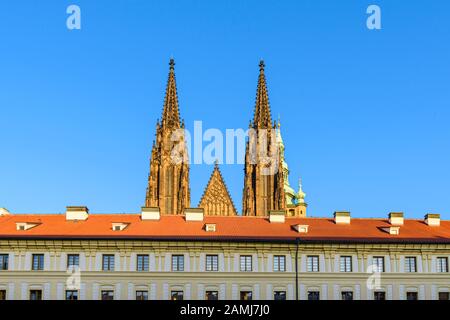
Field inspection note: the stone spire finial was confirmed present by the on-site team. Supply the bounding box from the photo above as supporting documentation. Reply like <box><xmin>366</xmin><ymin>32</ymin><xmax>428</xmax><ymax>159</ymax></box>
<box><xmin>161</xmin><ymin>58</ymin><xmax>181</xmax><ymax>128</ymax></box>
<box><xmin>252</xmin><ymin>60</ymin><xmax>273</xmax><ymax>129</ymax></box>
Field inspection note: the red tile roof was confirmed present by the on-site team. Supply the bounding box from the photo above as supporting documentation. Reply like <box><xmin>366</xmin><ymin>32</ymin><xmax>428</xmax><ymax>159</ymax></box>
<box><xmin>0</xmin><ymin>214</ymin><xmax>450</xmax><ymax>243</ymax></box>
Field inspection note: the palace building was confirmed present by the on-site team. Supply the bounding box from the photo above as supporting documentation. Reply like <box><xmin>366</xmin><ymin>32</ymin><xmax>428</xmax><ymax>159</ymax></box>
<box><xmin>0</xmin><ymin>60</ymin><xmax>449</xmax><ymax>301</ymax></box>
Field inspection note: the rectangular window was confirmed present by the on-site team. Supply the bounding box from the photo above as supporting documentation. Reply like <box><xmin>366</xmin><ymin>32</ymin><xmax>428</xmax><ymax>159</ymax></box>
<box><xmin>404</xmin><ymin>257</ymin><xmax>417</xmax><ymax>273</ymax></box>
<box><xmin>273</xmin><ymin>255</ymin><xmax>286</xmax><ymax>272</ymax></box>
<box><xmin>341</xmin><ymin>291</ymin><xmax>353</xmax><ymax>300</ymax></box>
<box><xmin>30</xmin><ymin>290</ymin><xmax>42</xmax><ymax>300</ymax></box>
<box><xmin>65</xmin><ymin>290</ymin><xmax>78</xmax><ymax>300</ymax></box>
<box><xmin>137</xmin><ymin>255</ymin><xmax>149</xmax><ymax>272</ymax></box>
<box><xmin>374</xmin><ymin>291</ymin><xmax>386</xmax><ymax>300</ymax></box>
<box><xmin>372</xmin><ymin>256</ymin><xmax>385</xmax><ymax>273</ymax></box>
<box><xmin>206</xmin><ymin>255</ymin><xmax>218</xmax><ymax>271</ymax></box>
<box><xmin>0</xmin><ymin>254</ymin><xmax>9</xmax><ymax>270</ymax></box>
<box><xmin>340</xmin><ymin>256</ymin><xmax>352</xmax><ymax>272</ymax></box>
<box><xmin>307</xmin><ymin>256</ymin><xmax>319</xmax><ymax>272</ymax></box>
<box><xmin>205</xmin><ymin>291</ymin><xmax>218</xmax><ymax>300</ymax></box>
<box><xmin>101</xmin><ymin>290</ymin><xmax>114</xmax><ymax>300</ymax></box>
<box><xmin>406</xmin><ymin>292</ymin><xmax>418</xmax><ymax>300</ymax></box>
<box><xmin>274</xmin><ymin>291</ymin><xmax>286</xmax><ymax>300</ymax></box>
<box><xmin>102</xmin><ymin>255</ymin><xmax>115</xmax><ymax>271</ymax></box>
<box><xmin>136</xmin><ymin>291</ymin><xmax>148</xmax><ymax>300</ymax></box>
<box><xmin>240</xmin><ymin>255</ymin><xmax>252</xmax><ymax>272</ymax></box>
<box><xmin>171</xmin><ymin>291</ymin><xmax>184</xmax><ymax>300</ymax></box>
<box><xmin>437</xmin><ymin>257</ymin><xmax>449</xmax><ymax>273</ymax></box>
<box><xmin>172</xmin><ymin>255</ymin><xmax>185</xmax><ymax>272</ymax></box>
<box><xmin>67</xmin><ymin>254</ymin><xmax>79</xmax><ymax>268</ymax></box>
<box><xmin>240</xmin><ymin>291</ymin><xmax>252</xmax><ymax>300</ymax></box>
<box><xmin>0</xmin><ymin>290</ymin><xmax>6</xmax><ymax>300</ymax></box>
<box><xmin>438</xmin><ymin>292</ymin><xmax>450</xmax><ymax>300</ymax></box>
<box><xmin>32</xmin><ymin>254</ymin><xmax>44</xmax><ymax>271</ymax></box>
<box><xmin>308</xmin><ymin>291</ymin><xmax>320</xmax><ymax>301</ymax></box>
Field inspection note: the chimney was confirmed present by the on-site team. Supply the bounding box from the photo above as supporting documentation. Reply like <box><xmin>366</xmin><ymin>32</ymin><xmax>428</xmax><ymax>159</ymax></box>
<box><xmin>185</xmin><ymin>208</ymin><xmax>204</xmax><ymax>222</ymax></box>
<box><xmin>65</xmin><ymin>206</ymin><xmax>89</xmax><ymax>221</ymax></box>
<box><xmin>334</xmin><ymin>211</ymin><xmax>351</xmax><ymax>224</ymax></box>
<box><xmin>425</xmin><ymin>213</ymin><xmax>440</xmax><ymax>227</ymax></box>
<box><xmin>269</xmin><ymin>210</ymin><xmax>286</xmax><ymax>223</ymax></box>
<box><xmin>141</xmin><ymin>207</ymin><xmax>160</xmax><ymax>221</ymax></box>
<box><xmin>389</xmin><ymin>212</ymin><xmax>404</xmax><ymax>226</ymax></box>
<box><xmin>0</xmin><ymin>208</ymin><xmax>10</xmax><ymax>216</ymax></box>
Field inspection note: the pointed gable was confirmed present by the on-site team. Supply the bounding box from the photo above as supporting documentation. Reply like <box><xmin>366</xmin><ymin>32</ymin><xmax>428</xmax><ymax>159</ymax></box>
<box><xmin>198</xmin><ymin>163</ymin><xmax>237</xmax><ymax>216</ymax></box>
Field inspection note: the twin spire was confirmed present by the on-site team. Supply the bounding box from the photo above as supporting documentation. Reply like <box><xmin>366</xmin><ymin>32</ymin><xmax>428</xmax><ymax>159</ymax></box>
<box><xmin>146</xmin><ymin>58</ymin><xmax>305</xmax><ymax>216</ymax></box>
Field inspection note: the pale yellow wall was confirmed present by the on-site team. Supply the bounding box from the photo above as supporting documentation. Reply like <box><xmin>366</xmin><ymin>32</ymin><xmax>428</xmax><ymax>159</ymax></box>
<box><xmin>0</xmin><ymin>240</ymin><xmax>449</xmax><ymax>300</ymax></box>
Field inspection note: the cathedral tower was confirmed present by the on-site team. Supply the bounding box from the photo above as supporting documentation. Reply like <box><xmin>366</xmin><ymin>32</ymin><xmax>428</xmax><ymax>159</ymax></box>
<box><xmin>145</xmin><ymin>59</ymin><xmax>190</xmax><ymax>215</ymax></box>
<box><xmin>242</xmin><ymin>61</ymin><xmax>286</xmax><ymax>216</ymax></box>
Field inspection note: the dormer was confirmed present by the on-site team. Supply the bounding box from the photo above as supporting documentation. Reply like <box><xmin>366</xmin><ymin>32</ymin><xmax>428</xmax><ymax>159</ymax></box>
<box><xmin>16</xmin><ymin>222</ymin><xmax>40</xmax><ymax>231</ymax></box>
<box><xmin>65</xmin><ymin>206</ymin><xmax>89</xmax><ymax>221</ymax></box>
<box><xmin>381</xmin><ymin>226</ymin><xmax>400</xmax><ymax>235</ymax></box>
<box><xmin>293</xmin><ymin>224</ymin><xmax>309</xmax><ymax>233</ymax></box>
<box><xmin>111</xmin><ymin>222</ymin><xmax>129</xmax><ymax>231</ymax></box>
<box><xmin>205</xmin><ymin>223</ymin><xmax>217</xmax><ymax>232</ymax></box>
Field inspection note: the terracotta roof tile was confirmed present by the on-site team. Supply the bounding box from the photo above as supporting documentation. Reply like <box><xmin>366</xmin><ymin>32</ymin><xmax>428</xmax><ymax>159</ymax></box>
<box><xmin>0</xmin><ymin>214</ymin><xmax>450</xmax><ymax>243</ymax></box>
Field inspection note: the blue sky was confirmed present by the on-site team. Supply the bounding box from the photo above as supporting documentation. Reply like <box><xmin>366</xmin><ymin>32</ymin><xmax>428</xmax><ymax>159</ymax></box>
<box><xmin>0</xmin><ymin>0</ymin><xmax>449</xmax><ymax>219</ymax></box>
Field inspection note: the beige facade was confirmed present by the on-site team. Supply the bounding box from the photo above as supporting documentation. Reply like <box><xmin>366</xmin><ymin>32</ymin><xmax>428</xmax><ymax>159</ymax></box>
<box><xmin>1</xmin><ymin>239</ymin><xmax>450</xmax><ymax>300</ymax></box>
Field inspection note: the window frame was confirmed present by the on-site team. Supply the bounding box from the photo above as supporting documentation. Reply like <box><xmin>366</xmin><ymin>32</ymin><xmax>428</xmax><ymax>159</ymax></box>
<box><xmin>136</xmin><ymin>290</ymin><xmax>149</xmax><ymax>300</ymax></box>
<box><xmin>29</xmin><ymin>289</ymin><xmax>42</xmax><ymax>300</ymax></box>
<box><xmin>339</xmin><ymin>256</ymin><xmax>352</xmax><ymax>273</ymax></box>
<box><xmin>374</xmin><ymin>291</ymin><xmax>386</xmax><ymax>300</ymax></box>
<box><xmin>273</xmin><ymin>255</ymin><xmax>286</xmax><ymax>272</ymax></box>
<box><xmin>101</xmin><ymin>290</ymin><xmax>114</xmax><ymax>300</ymax></box>
<box><xmin>205</xmin><ymin>291</ymin><xmax>219</xmax><ymax>300</ymax></box>
<box><xmin>404</xmin><ymin>257</ymin><xmax>417</xmax><ymax>273</ymax></box>
<box><xmin>67</xmin><ymin>254</ymin><xmax>80</xmax><ymax>268</ymax></box>
<box><xmin>341</xmin><ymin>291</ymin><xmax>353</xmax><ymax>301</ymax></box>
<box><xmin>436</xmin><ymin>257</ymin><xmax>449</xmax><ymax>273</ymax></box>
<box><xmin>438</xmin><ymin>292</ymin><xmax>450</xmax><ymax>300</ymax></box>
<box><xmin>307</xmin><ymin>291</ymin><xmax>320</xmax><ymax>301</ymax></box>
<box><xmin>240</xmin><ymin>255</ymin><xmax>252</xmax><ymax>272</ymax></box>
<box><xmin>240</xmin><ymin>291</ymin><xmax>253</xmax><ymax>301</ymax></box>
<box><xmin>170</xmin><ymin>290</ymin><xmax>184</xmax><ymax>300</ymax></box>
<box><xmin>205</xmin><ymin>255</ymin><xmax>219</xmax><ymax>272</ymax></box>
<box><xmin>406</xmin><ymin>291</ymin><xmax>418</xmax><ymax>300</ymax></box>
<box><xmin>273</xmin><ymin>291</ymin><xmax>286</xmax><ymax>300</ymax></box>
<box><xmin>136</xmin><ymin>254</ymin><xmax>149</xmax><ymax>272</ymax></box>
<box><xmin>306</xmin><ymin>255</ymin><xmax>319</xmax><ymax>272</ymax></box>
<box><xmin>65</xmin><ymin>290</ymin><xmax>78</xmax><ymax>300</ymax></box>
<box><xmin>32</xmin><ymin>254</ymin><xmax>44</xmax><ymax>271</ymax></box>
<box><xmin>102</xmin><ymin>254</ymin><xmax>115</xmax><ymax>271</ymax></box>
<box><xmin>172</xmin><ymin>255</ymin><xmax>185</xmax><ymax>272</ymax></box>
<box><xmin>0</xmin><ymin>254</ymin><xmax>9</xmax><ymax>270</ymax></box>
<box><xmin>372</xmin><ymin>256</ymin><xmax>385</xmax><ymax>273</ymax></box>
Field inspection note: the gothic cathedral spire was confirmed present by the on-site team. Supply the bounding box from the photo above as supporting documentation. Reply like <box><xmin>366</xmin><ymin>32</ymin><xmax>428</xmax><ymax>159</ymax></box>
<box><xmin>145</xmin><ymin>59</ymin><xmax>190</xmax><ymax>214</ymax></box>
<box><xmin>242</xmin><ymin>61</ymin><xmax>286</xmax><ymax>216</ymax></box>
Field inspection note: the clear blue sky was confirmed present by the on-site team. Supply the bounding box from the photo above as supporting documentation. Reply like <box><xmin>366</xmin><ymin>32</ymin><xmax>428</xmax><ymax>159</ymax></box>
<box><xmin>1</xmin><ymin>0</ymin><xmax>449</xmax><ymax>219</ymax></box>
